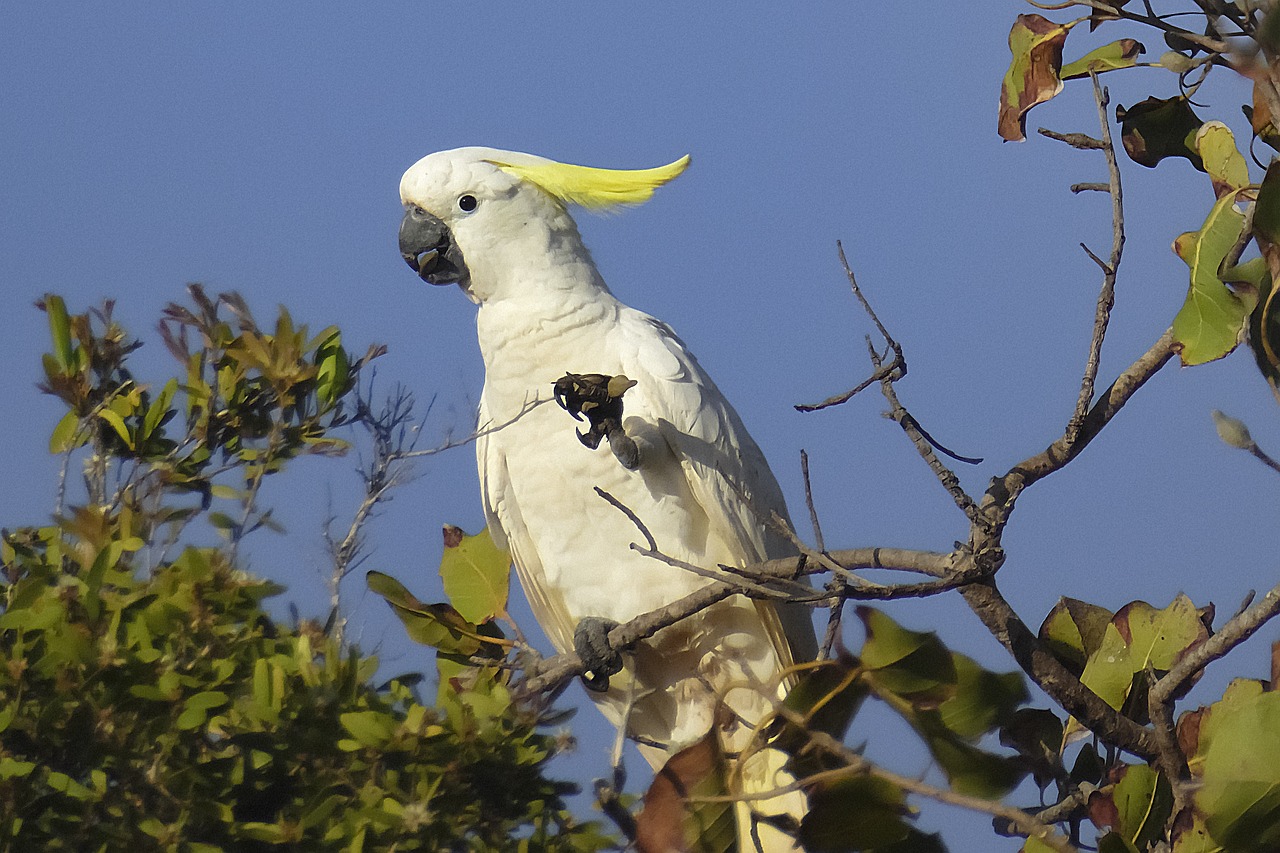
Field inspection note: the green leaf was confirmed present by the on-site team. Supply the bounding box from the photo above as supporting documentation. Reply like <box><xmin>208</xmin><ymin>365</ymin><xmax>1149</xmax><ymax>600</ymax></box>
<box><xmin>339</xmin><ymin>710</ymin><xmax>396</xmax><ymax>748</ymax></box>
<box><xmin>1087</xmin><ymin>764</ymin><xmax>1172</xmax><ymax>849</ymax></box>
<box><xmin>142</xmin><ymin>377</ymin><xmax>178</xmax><ymax>440</ymax></box>
<box><xmin>1116</xmin><ymin>96</ymin><xmax>1205</xmax><ymax>169</ymax></box>
<box><xmin>1194</xmin><ymin>686</ymin><xmax>1280</xmax><ymax>851</ymax></box>
<box><xmin>45</xmin><ymin>294</ymin><xmax>73</xmax><ymax>370</ymax></box>
<box><xmin>49</xmin><ymin>411</ymin><xmax>84</xmax><ymax>454</ymax></box>
<box><xmin>938</xmin><ymin>653</ymin><xmax>1028</xmax><ymax>739</ymax></box>
<box><xmin>1061</xmin><ymin>38</ymin><xmax>1144</xmax><ymax>79</ymax></box>
<box><xmin>98</xmin><ymin>408</ymin><xmax>134</xmax><ymax>450</ymax></box>
<box><xmin>1096</xmin><ymin>833</ymin><xmax>1142</xmax><ymax>853</ymax></box>
<box><xmin>800</xmin><ymin>775</ymin><xmax>911</xmax><ymax>851</ymax></box>
<box><xmin>1000</xmin><ymin>708</ymin><xmax>1065</xmax><ymax>789</ymax></box>
<box><xmin>0</xmin><ymin>757</ymin><xmax>37</xmax><ymax>780</ymax></box>
<box><xmin>1071</xmin><ymin>596</ymin><xmax>1208</xmax><ymax>737</ymax></box>
<box><xmin>858</xmin><ymin>607</ymin><xmax>957</xmax><ymax>704</ymax></box>
<box><xmin>366</xmin><ymin>570</ymin><xmax>508</xmax><ymax>656</ymax></box>
<box><xmin>859</xmin><ymin>609</ymin><xmax>1025</xmax><ymax>798</ymax></box>
<box><xmin>1040</xmin><ymin>597</ymin><xmax>1114</xmax><ymax>674</ymax></box>
<box><xmin>774</xmin><ymin>654</ymin><xmax>870</xmax><ymax>779</ymax></box>
<box><xmin>1025</xmin><ymin>837</ymin><xmax>1074</xmax><ymax>853</ymax></box>
<box><xmin>1249</xmin><ymin>161</ymin><xmax>1280</xmax><ymax>393</ymax></box>
<box><xmin>998</xmin><ymin>14</ymin><xmax>1076</xmax><ymax>142</ymax></box>
<box><xmin>439</xmin><ymin>525</ymin><xmax>511</xmax><ymax>624</ymax></box>
<box><xmin>1172</xmin><ymin>192</ymin><xmax>1254</xmax><ymax>366</ymax></box>
<box><xmin>177</xmin><ymin>690</ymin><xmax>229</xmax><ymax>730</ymax></box>
<box><xmin>1195</xmin><ymin>121</ymin><xmax>1250</xmax><ymax>198</ymax></box>
<box><xmin>313</xmin><ymin>330</ymin><xmax>349</xmax><ymax>409</ymax></box>
<box><xmin>1171</xmin><ymin>811</ymin><xmax>1223</xmax><ymax>853</ymax></box>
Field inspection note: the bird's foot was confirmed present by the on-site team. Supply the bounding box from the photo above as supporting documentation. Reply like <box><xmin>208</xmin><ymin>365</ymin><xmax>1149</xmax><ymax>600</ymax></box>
<box><xmin>553</xmin><ymin>373</ymin><xmax>641</xmax><ymax>469</ymax></box>
<box><xmin>574</xmin><ymin>616</ymin><xmax>623</xmax><ymax>693</ymax></box>
<box><xmin>605</xmin><ymin>423</ymin><xmax>640</xmax><ymax>470</ymax></box>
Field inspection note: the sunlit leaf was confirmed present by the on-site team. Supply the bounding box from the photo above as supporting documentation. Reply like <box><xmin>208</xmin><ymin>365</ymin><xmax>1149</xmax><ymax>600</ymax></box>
<box><xmin>366</xmin><ymin>570</ymin><xmax>509</xmax><ymax>656</ymax></box>
<box><xmin>1195</xmin><ymin>122</ymin><xmax>1250</xmax><ymax>199</ymax></box>
<box><xmin>49</xmin><ymin>411</ymin><xmax>84</xmax><ymax>454</ymax></box>
<box><xmin>1087</xmin><ymin>764</ymin><xmax>1172</xmax><ymax>850</ymax></box>
<box><xmin>1039</xmin><ymin>597</ymin><xmax>1114</xmax><ymax>675</ymax></box>
<box><xmin>44</xmin><ymin>294</ymin><xmax>73</xmax><ymax>370</ymax></box>
<box><xmin>1194</xmin><ymin>684</ymin><xmax>1280</xmax><ymax>851</ymax></box>
<box><xmin>1060</xmin><ymin>39</ymin><xmax>1144</xmax><ymax>79</ymax></box>
<box><xmin>1172</xmin><ymin>192</ymin><xmax>1254</xmax><ymax>366</ymax></box>
<box><xmin>998</xmin><ymin>15</ymin><xmax>1076</xmax><ymax>142</ymax></box>
<box><xmin>98</xmin><ymin>408</ymin><xmax>134</xmax><ymax>450</ymax></box>
<box><xmin>439</xmin><ymin>525</ymin><xmax>511</xmax><ymax>625</ymax></box>
<box><xmin>1069</xmin><ymin>596</ymin><xmax>1208</xmax><ymax>740</ymax></box>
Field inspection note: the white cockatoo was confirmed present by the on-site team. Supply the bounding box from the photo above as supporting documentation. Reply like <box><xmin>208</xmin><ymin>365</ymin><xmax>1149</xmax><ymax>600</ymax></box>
<box><xmin>399</xmin><ymin>147</ymin><xmax>817</xmax><ymax>851</ymax></box>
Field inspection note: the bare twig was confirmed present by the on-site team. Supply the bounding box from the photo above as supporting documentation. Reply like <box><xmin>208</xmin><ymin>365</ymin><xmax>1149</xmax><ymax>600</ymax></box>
<box><xmin>1039</xmin><ymin>128</ymin><xmax>1105</xmax><ymax>150</ymax></box>
<box><xmin>868</xmin><ymin>342</ymin><xmax>985</xmax><ymax>525</ymax></box>
<box><xmin>983</xmin><ymin>329</ymin><xmax>1176</xmax><ymax>523</ymax></box>
<box><xmin>778</xmin><ymin>720</ymin><xmax>1079</xmax><ymax>853</ymax></box>
<box><xmin>795</xmin><ymin>242</ymin><xmax>905</xmax><ymax>413</ymax></box>
<box><xmin>1039</xmin><ymin>0</ymin><xmax>1232</xmax><ymax>53</ymax></box>
<box><xmin>1152</xmin><ymin>578</ymin><xmax>1280</xmax><ymax>705</ymax></box>
<box><xmin>960</xmin><ymin>580</ymin><xmax>1159</xmax><ymax>759</ymax></box>
<box><xmin>323</xmin><ymin>384</ymin><xmax>424</xmax><ymax>641</ymax></box>
<box><xmin>1067</xmin><ymin>75</ymin><xmax>1126</xmax><ymax>447</ymax></box>
<box><xmin>520</xmin><ymin>546</ymin><xmax>965</xmax><ymax>694</ymax></box>
<box><xmin>400</xmin><ymin>397</ymin><xmax>549</xmax><ymax>458</ymax></box>
<box><xmin>799</xmin><ymin>450</ymin><xmax>825</xmax><ymax>552</ymax></box>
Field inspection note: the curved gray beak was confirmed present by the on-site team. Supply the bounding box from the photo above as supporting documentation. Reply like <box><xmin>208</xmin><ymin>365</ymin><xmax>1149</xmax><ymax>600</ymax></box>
<box><xmin>399</xmin><ymin>206</ymin><xmax>468</xmax><ymax>286</ymax></box>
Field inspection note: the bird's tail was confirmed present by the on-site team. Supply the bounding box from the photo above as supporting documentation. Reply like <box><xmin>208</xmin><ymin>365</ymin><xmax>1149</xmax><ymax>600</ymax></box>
<box><xmin>730</xmin><ymin>737</ymin><xmax>806</xmax><ymax>853</ymax></box>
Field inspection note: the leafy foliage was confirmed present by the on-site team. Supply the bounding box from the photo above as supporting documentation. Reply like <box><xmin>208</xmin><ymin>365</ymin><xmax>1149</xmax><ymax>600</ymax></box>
<box><xmin>0</xmin><ymin>291</ymin><xmax>612</xmax><ymax>852</ymax></box>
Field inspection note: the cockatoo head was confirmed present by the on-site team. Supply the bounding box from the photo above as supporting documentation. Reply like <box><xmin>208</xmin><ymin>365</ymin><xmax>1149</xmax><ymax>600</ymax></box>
<box><xmin>398</xmin><ymin>147</ymin><xmax>689</xmax><ymax>302</ymax></box>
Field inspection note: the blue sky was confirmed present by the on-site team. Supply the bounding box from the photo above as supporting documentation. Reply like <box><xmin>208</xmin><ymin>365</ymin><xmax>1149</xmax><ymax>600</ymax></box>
<box><xmin>3</xmin><ymin>3</ymin><xmax>1277</xmax><ymax>847</ymax></box>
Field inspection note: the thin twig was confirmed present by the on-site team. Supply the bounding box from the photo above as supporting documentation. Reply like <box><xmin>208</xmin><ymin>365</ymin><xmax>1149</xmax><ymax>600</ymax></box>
<box><xmin>869</xmin><ymin>343</ymin><xmax>985</xmax><ymax>526</ymax></box>
<box><xmin>800</xmin><ymin>450</ymin><xmax>825</xmax><ymax>552</ymax></box>
<box><xmin>400</xmin><ymin>397</ymin><xmax>550</xmax><ymax>458</ymax></box>
<box><xmin>1152</xmin><ymin>578</ymin><xmax>1280</xmax><ymax>705</ymax></box>
<box><xmin>778</xmin><ymin>719</ymin><xmax>1079</xmax><ymax>853</ymax></box>
<box><xmin>1067</xmin><ymin>76</ymin><xmax>1125</xmax><ymax>447</ymax></box>
<box><xmin>594</xmin><ymin>487</ymin><xmax>810</xmax><ymax>599</ymax></box>
<box><xmin>520</xmin><ymin>546</ymin><xmax>965</xmax><ymax>694</ymax></box>
<box><xmin>1040</xmin><ymin>0</ymin><xmax>1232</xmax><ymax>53</ymax></box>
<box><xmin>795</xmin><ymin>242</ymin><xmax>905</xmax><ymax>413</ymax></box>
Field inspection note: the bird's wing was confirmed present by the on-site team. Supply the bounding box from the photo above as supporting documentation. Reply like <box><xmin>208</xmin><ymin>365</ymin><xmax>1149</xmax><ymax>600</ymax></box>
<box><xmin>618</xmin><ymin>312</ymin><xmax>818</xmax><ymax>667</ymax></box>
<box><xmin>476</xmin><ymin>397</ymin><xmax>577</xmax><ymax>653</ymax></box>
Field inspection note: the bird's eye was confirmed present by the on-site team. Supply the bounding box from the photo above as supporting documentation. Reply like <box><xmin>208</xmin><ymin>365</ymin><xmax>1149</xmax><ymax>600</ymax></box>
<box><xmin>458</xmin><ymin>194</ymin><xmax>478</xmax><ymax>213</ymax></box>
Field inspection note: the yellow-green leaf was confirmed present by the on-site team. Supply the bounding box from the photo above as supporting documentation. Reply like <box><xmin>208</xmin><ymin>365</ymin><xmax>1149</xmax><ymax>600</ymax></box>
<box><xmin>1195</xmin><ymin>687</ymin><xmax>1280</xmax><ymax>851</ymax></box>
<box><xmin>49</xmin><ymin>411</ymin><xmax>84</xmax><ymax>454</ymax></box>
<box><xmin>1061</xmin><ymin>38</ymin><xmax>1144</xmax><ymax>79</ymax></box>
<box><xmin>1196</xmin><ymin>121</ymin><xmax>1250</xmax><ymax>199</ymax></box>
<box><xmin>439</xmin><ymin>525</ymin><xmax>511</xmax><ymax>624</ymax></box>
<box><xmin>1172</xmin><ymin>192</ymin><xmax>1254</xmax><ymax>366</ymax></box>
<box><xmin>98</xmin><ymin>408</ymin><xmax>134</xmax><ymax>450</ymax></box>
<box><xmin>45</xmin><ymin>294</ymin><xmax>73</xmax><ymax>370</ymax></box>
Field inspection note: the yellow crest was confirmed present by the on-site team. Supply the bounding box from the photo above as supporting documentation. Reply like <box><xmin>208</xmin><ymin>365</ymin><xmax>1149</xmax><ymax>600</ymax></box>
<box><xmin>486</xmin><ymin>153</ymin><xmax>690</xmax><ymax>210</ymax></box>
